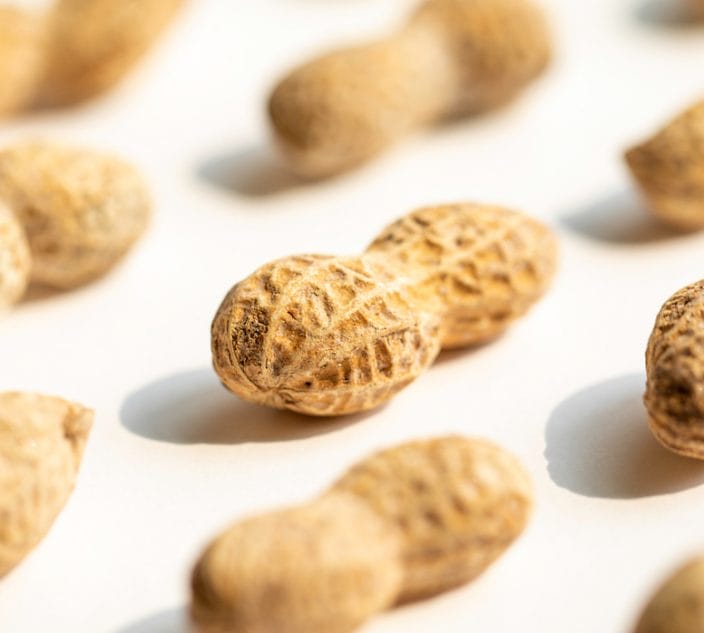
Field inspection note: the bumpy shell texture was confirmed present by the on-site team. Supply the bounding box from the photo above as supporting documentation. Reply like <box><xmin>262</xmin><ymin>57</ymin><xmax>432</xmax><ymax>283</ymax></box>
<box><xmin>212</xmin><ymin>255</ymin><xmax>441</xmax><ymax>416</ymax></box>
<box><xmin>268</xmin><ymin>0</ymin><xmax>550</xmax><ymax>177</ymax></box>
<box><xmin>0</xmin><ymin>203</ymin><xmax>31</xmax><ymax>307</ymax></box>
<box><xmin>645</xmin><ymin>280</ymin><xmax>704</xmax><ymax>459</ymax></box>
<box><xmin>191</xmin><ymin>436</ymin><xmax>532</xmax><ymax>633</ymax></box>
<box><xmin>625</xmin><ymin>101</ymin><xmax>704</xmax><ymax>230</ymax></box>
<box><xmin>0</xmin><ymin>141</ymin><xmax>151</xmax><ymax>289</ymax></box>
<box><xmin>331</xmin><ymin>435</ymin><xmax>533</xmax><ymax>602</ymax></box>
<box><xmin>0</xmin><ymin>7</ymin><xmax>45</xmax><ymax>117</ymax></box>
<box><xmin>39</xmin><ymin>0</ymin><xmax>183</xmax><ymax>106</ymax></box>
<box><xmin>0</xmin><ymin>392</ymin><xmax>93</xmax><ymax>577</ymax></box>
<box><xmin>366</xmin><ymin>204</ymin><xmax>557</xmax><ymax>348</ymax></box>
<box><xmin>634</xmin><ymin>557</ymin><xmax>704</xmax><ymax>633</ymax></box>
<box><xmin>191</xmin><ymin>495</ymin><xmax>402</xmax><ymax>633</ymax></box>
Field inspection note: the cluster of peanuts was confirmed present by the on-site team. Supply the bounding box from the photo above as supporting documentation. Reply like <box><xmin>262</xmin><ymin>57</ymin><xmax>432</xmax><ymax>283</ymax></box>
<box><xmin>3</xmin><ymin>0</ymin><xmax>704</xmax><ymax>632</ymax></box>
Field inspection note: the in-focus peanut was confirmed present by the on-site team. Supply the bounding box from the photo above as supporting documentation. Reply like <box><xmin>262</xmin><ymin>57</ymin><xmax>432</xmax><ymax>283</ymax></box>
<box><xmin>269</xmin><ymin>0</ymin><xmax>551</xmax><ymax>177</ymax></box>
<box><xmin>191</xmin><ymin>436</ymin><xmax>532</xmax><ymax>633</ymax></box>
<box><xmin>645</xmin><ymin>280</ymin><xmax>704</xmax><ymax>459</ymax></box>
<box><xmin>212</xmin><ymin>204</ymin><xmax>556</xmax><ymax>415</ymax></box>
<box><xmin>0</xmin><ymin>391</ymin><xmax>93</xmax><ymax>577</ymax></box>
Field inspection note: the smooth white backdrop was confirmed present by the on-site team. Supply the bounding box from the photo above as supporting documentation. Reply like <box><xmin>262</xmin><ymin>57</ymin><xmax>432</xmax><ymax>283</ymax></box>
<box><xmin>2</xmin><ymin>1</ymin><xmax>704</xmax><ymax>631</ymax></box>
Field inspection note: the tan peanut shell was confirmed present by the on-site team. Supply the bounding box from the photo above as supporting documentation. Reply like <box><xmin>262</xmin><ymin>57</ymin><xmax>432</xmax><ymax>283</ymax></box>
<box><xmin>39</xmin><ymin>0</ymin><xmax>184</xmax><ymax>106</ymax></box>
<box><xmin>625</xmin><ymin>100</ymin><xmax>704</xmax><ymax>230</ymax></box>
<box><xmin>212</xmin><ymin>255</ymin><xmax>441</xmax><ymax>416</ymax></box>
<box><xmin>212</xmin><ymin>204</ymin><xmax>556</xmax><ymax>415</ymax></box>
<box><xmin>645</xmin><ymin>280</ymin><xmax>704</xmax><ymax>459</ymax></box>
<box><xmin>634</xmin><ymin>557</ymin><xmax>704</xmax><ymax>633</ymax></box>
<box><xmin>0</xmin><ymin>203</ymin><xmax>30</xmax><ymax>307</ymax></box>
<box><xmin>0</xmin><ymin>141</ymin><xmax>151</xmax><ymax>289</ymax></box>
<box><xmin>269</xmin><ymin>0</ymin><xmax>551</xmax><ymax>177</ymax></box>
<box><xmin>0</xmin><ymin>392</ymin><xmax>93</xmax><ymax>577</ymax></box>
<box><xmin>365</xmin><ymin>204</ymin><xmax>558</xmax><ymax>348</ymax></box>
<box><xmin>0</xmin><ymin>7</ymin><xmax>45</xmax><ymax>117</ymax></box>
<box><xmin>191</xmin><ymin>436</ymin><xmax>532</xmax><ymax>633</ymax></box>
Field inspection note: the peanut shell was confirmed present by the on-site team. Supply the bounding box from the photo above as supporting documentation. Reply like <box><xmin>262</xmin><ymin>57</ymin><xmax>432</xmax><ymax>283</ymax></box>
<box><xmin>0</xmin><ymin>141</ymin><xmax>151</xmax><ymax>289</ymax></box>
<box><xmin>366</xmin><ymin>204</ymin><xmax>557</xmax><ymax>348</ymax></box>
<box><xmin>212</xmin><ymin>255</ymin><xmax>441</xmax><ymax>416</ymax></box>
<box><xmin>645</xmin><ymin>280</ymin><xmax>704</xmax><ymax>459</ymax></box>
<box><xmin>625</xmin><ymin>100</ymin><xmax>704</xmax><ymax>230</ymax></box>
<box><xmin>0</xmin><ymin>7</ymin><xmax>45</xmax><ymax>117</ymax></box>
<box><xmin>269</xmin><ymin>0</ymin><xmax>551</xmax><ymax>177</ymax></box>
<box><xmin>330</xmin><ymin>436</ymin><xmax>533</xmax><ymax>602</ymax></box>
<box><xmin>0</xmin><ymin>391</ymin><xmax>93</xmax><ymax>577</ymax></box>
<box><xmin>0</xmin><ymin>203</ymin><xmax>30</xmax><ymax>307</ymax></box>
<box><xmin>191</xmin><ymin>436</ymin><xmax>532</xmax><ymax>633</ymax></box>
<box><xmin>39</xmin><ymin>0</ymin><xmax>183</xmax><ymax>106</ymax></box>
<box><xmin>191</xmin><ymin>494</ymin><xmax>402</xmax><ymax>633</ymax></box>
<box><xmin>634</xmin><ymin>557</ymin><xmax>704</xmax><ymax>633</ymax></box>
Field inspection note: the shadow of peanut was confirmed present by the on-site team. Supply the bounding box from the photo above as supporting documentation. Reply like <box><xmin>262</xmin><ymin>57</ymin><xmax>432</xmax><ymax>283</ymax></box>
<box><xmin>544</xmin><ymin>374</ymin><xmax>704</xmax><ymax>498</ymax></box>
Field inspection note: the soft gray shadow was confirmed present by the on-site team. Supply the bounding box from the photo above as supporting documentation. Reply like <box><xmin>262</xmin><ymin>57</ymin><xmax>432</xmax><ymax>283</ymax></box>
<box><xmin>635</xmin><ymin>0</ymin><xmax>704</xmax><ymax>28</ymax></box>
<box><xmin>114</xmin><ymin>607</ymin><xmax>186</xmax><ymax>633</ymax></box>
<box><xmin>120</xmin><ymin>368</ymin><xmax>371</xmax><ymax>444</ymax></box>
<box><xmin>197</xmin><ymin>145</ymin><xmax>309</xmax><ymax>198</ymax></box>
<box><xmin>545</xmin><ymin>374</ymin><xmax>704</xmax><ymax>499</ymax></box>
<box><xmin>561</xmin><ymin>190</ymin><xmax>689</xmax><ymax>244</ymax></box>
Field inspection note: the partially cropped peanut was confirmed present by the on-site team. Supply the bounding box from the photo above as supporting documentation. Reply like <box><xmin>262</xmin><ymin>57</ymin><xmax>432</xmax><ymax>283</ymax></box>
<box><xmin>625</xmin><ymin>100</ymin><xmax>704</xmax><ymax>230</ymax></box>
<box><xmin>269</xmin><ymin>0</ymin><xmax>551</xmax><ymax>177</ymax></box>
<box><xmin>0</xmin><ymin>203</ymin><xmax>30</xmax><ymax>307</ymax></box>
<box><xmin>212</xmin><ymin>204</ymin><xmax>556</xmax><ymax>415</ymax></box>
<box><xmin>365</xmin><ymin>203</ymin><xmax>557</xmax><ymax>348</ymax></box>
<box><xmin>0</xmin><ymin>391</ymin><xmax>93</xmax><ymax>577</ymax></box>
<box><xmin>0</xmin><ymin>6</ymin><xmax>46</xmax><ymax>117</ymax></box>
<box><xmin>634</xmin><ymin>557</ymin><xmax>704</xmax><ymax>633</ymax></box>
<box><xmin>191</xmin><ymin>436</ymin><xmax>532</xmax><ymax>633</ymax></box>
<box><xmin>645</xmin><ymin>280</ymin><xmax>704</xmax><ymax>459</ymax></box>
<box><xmin>0</xmin><ymin>141</ymin><xmax>151</xmax><ymax>289</ymax></box>
<box><xmin>38</xmin><ymin>0</ymin><xmax>184</xmax><ymax>106</ymax></box>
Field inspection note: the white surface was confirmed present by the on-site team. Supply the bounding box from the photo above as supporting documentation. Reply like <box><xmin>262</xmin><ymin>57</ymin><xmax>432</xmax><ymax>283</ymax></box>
<box><xmin>2</xmin><ymin>1</ymin><xmax>704</xmax><ymax>631</ymax></box>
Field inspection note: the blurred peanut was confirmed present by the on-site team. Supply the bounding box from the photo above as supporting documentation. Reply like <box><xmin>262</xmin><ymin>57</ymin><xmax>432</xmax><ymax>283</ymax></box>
<box><xmin>191</xmin><ymin>436</ymin><xmax>532</xmax><ymax>633</ymax></box>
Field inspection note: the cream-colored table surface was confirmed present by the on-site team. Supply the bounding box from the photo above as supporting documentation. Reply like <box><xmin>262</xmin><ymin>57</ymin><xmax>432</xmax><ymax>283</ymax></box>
<box><xmin>2</xmin><ymin>1</ymin><xmax>704</xmax><ymax>631</ymax></box>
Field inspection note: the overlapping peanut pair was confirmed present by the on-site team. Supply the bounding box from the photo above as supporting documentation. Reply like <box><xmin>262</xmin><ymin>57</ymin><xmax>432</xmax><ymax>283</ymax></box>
<box><xmin>269</xmin><ymin>0</ymin><xmax>551</xmax><ymax>177</ymax></box>
<box><xmin>191</xmin><ymin>436</ymin><xmax>533</xmax><ymax>633</ymax></box>
<box><xmin>0</xmin><ymin>392</ymin><xmax>93</xmax><ymax>577</ymax></box>
<box><xmin>212</xmin><ymin>203</ymin><xmax>557</xmax><ymax>416</ymax></box>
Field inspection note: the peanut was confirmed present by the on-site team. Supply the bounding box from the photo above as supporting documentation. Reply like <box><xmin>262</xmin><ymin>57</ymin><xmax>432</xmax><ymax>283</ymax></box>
<box><xmin>0</xmin><ymin>391</ymin><xmax>93</xmax><ymax>577</ymax></box>
<box><xmin>0</xmin><ymin>6</ymin><xmax>45</xmax><ymax>117</ymax></box>
<box><xmin>0</xmin><ymin>141</ymin><xmax>151</xmax><ymax>289</ymax></box>
<box><xmin>38</xmin><ymin>0</ymin><xmax>184</xmax><ymax>106</ymax></box>
<box><xmin>365</xmin><ymin>203</ymin><xmax>557</xmax><ymax>348</ymax></box>
<box><xmin>269</xmin><ymin>0</ymin><xmax>551</xmax><ymax>178</ymax></box>
<box><xmin>0</xmin><ymin>203</ymin><xmax>30</xmax><ymax>307</ymax></box>
<box><xmin>625</xmin><ymin>100</ymin><xmax>704</xmax><ymax>230</ymax></box>
<box><xmin>212</xmin><ymin>204</ymin><xmax>556</xmax><ymax>415</ymax></box>
<box><xmin>212</xmin><ymin>255</ymin><xmax>442</xmax><ymax>416</ymax></box>
<box><xmin>191</xmin><ymin>436</ymin><xmax>532</xmax><ymax>633</ymax></box>
<box><xmin>634</xmin><ymin>557</ymin><xmax>704</xmax><ymax>633</ymax></box>
<box><xmin>645</xmin><ymin>280</ymin><xmax>704</xmax><ymax>459</ymax></box>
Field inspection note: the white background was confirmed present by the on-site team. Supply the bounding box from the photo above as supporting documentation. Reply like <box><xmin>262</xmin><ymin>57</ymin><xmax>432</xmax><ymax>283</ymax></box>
<box><xmin>2</xmin><ymin>0</ymin><xmax>704</xmax><ymax>631</ymax></box>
